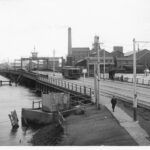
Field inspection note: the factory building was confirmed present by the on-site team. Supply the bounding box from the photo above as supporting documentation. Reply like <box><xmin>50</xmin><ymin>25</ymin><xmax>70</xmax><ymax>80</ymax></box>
<box><xmin>66</xmin><ymin>27</ymin><xmax>90</xmax><ymax>66</ymax></box>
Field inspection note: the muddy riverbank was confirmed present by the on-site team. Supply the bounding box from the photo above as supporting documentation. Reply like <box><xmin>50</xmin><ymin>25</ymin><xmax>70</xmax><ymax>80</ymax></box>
<box><xmin>30</xmin><ymin>104</ymin><xmax>137</xmax><ymax>146</ymax></box>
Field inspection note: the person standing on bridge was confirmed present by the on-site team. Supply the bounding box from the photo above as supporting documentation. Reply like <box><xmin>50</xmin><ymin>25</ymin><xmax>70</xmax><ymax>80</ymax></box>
<box><xmin>111</xmin><ymin>96</ymin><xmax>117</xmax><ymax>112</ymax></box>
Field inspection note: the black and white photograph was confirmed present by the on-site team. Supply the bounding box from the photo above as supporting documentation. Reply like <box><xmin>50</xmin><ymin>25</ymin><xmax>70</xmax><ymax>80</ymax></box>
<box><xmin>0</xmin><ymin>0</ymin><xmax>150</xmax><ymax>148</ymax></box>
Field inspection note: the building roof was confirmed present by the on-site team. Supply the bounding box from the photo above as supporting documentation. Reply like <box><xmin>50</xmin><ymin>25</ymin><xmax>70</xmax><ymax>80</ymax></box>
<box><xmin>117</xmin><ymin>57</ymin><xmax>133</xmax><ymax>60</ymax></box>
<box><xmin>124</xmin><ymin>51</ymin><xmax>133</xmax><ymax>56</ymax></box>
<box><xmin>90</xmin><ymin>49</ymin><xmax>111</xmax><ymax>57</ymax></box>
<box><xmin>111</xmin><ymin>50</ymin><xmax>124</xmax><ymax>57</ymax></box>
<box><xmin>72</xmin><ymin>47</ymin><xmax>90</xmax><ymax>52</ymax></box>
<box><xmin>127</xmin><ymin>49</ymin><xmax>150</xmax><ymax>60</ymax></box>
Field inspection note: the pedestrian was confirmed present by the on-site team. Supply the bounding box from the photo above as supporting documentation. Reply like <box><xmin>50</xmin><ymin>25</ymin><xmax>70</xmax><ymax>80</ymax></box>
<box><xmin>111</xmin><ymin>96</ymin><xmax>117</xmax><ymax>112</ymax></box>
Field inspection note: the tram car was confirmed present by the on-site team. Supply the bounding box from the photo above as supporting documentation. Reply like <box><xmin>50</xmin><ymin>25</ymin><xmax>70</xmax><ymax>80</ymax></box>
<box><xmin>62</xmin><ymin>66</ymin><xmax>81</xmax><ymax>79</ymax></box>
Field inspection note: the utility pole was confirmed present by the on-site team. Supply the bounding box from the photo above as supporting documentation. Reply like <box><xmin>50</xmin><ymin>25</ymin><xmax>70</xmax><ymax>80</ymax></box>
<box><xmin>97</xmin><ymin>43</ymin><xmax>100</xmax><ymax>109</ymax></box>
<box><xmin>133</xmin><ymin>39</ymin><xmax>150</xmax><ymax>121</ymax></box>
<box><xmin>53</xmin><ymin>49</ymin><xmax>55</xmax><ymax>76</ymax></box>
<box><xmin>94</xmin><ymin>63</ymin><xmax>97</xmax><ymax>104</ymax></box>
<box><xmin>133</xmin><ymin>38</ymin><xmax>137</xmax><ymax>121</ymax></box>
<box><xmin>103</xmin><ymin>49</ymin><xmax>105</xmax><ymax>79</ymax></box>
<box><xmin>97</xmin><ymin>37</ymin><xmax>102</xmax><ymax>109</ymax></box>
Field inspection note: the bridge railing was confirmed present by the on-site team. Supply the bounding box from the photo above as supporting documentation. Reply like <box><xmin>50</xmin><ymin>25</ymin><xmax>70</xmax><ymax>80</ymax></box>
<box><xmin>1</xmin><ymin>69</ymin><xmax>49</xmax><ymax>81</ymax></box>
<box><xmin>38</xmin><ymin>76</ymin><xmax>92</xmax><ymax>97</ymax></box>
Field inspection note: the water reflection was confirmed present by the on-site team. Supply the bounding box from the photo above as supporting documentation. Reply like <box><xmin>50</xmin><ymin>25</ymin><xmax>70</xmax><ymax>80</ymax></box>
<box><xmin>10</xmin><ymin>127</ymin><xmax>18</xmax><ymax>136</ymax></box>
<box><xmin>0</xmin><ymin>75</ymin><xmax>41</xmax><ymax>146</ymax></box>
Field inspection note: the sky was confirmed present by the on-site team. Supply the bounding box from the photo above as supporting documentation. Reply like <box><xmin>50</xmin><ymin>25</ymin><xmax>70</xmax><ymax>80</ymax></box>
<box><xmin>0</xmin><ymin>0</ymin><xmax>150</xmax><ymax>63</ymax></box>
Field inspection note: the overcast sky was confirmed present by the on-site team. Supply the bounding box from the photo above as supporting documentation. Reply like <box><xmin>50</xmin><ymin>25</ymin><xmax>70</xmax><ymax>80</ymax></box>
<box><xmin>0</xmin><ymin>0</ymin><xmax>150</xmax><ymax>62</ymax></box>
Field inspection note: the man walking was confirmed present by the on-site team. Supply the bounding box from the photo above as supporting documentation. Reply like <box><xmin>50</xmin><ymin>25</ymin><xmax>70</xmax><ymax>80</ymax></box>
<box><xmin>111</xmin><ymin>96</ymin><xmax>117</xmax><ymax>112</ymax></box>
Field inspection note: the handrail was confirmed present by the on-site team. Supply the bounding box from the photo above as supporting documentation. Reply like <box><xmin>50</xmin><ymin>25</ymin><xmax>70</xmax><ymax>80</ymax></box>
<box><xmin>38</xmin><ymin>75</ymin><xmax>92</xmax><ymax>97</ymax></box>
<box><xmin>0</xmin><ymin>69</ymin><xmax>91</xmax><ymax>97</ymax></box>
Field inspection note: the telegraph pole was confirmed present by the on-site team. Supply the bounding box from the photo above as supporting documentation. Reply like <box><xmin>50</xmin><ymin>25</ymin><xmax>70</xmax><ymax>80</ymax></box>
<box><xmin>97</xmin><ymin>41</ymin><xmax>100</xmax><ymax>109</ymax></box>
<box><xmin>103</xmin><ymin>49</ymin><xmax>105</xmax><ymax>79</ymax></box>
<box><xmin>94</xmin><ymin>63</ymin><xmax>97</xmax><ymax>104</ymax></box>
<box><xmin>133</xmin><ymin>39</ymin><xmax>150</xmax><ymax>121</ymax></box>
<box><xmin>133</xmin><ymin>38</ymin><xmax>137</xmax><ymax>121</ymax></box>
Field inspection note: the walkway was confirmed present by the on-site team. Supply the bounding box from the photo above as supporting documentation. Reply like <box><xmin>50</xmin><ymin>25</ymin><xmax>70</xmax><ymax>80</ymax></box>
<box><xmin>101</xmin><ymin>95</ymin><xmax>150</xmax><ymax>146</ymax></box>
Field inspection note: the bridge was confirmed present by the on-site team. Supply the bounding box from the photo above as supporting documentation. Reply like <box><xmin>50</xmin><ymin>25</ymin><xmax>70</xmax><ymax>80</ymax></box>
<box><xmin>0</xmin><ymin>69</ymin><xmax>92</xmax><ymax>103</ymax></box>
<box><xmin>1</xmin><ymin>69</ymin><xmax>150</xmax><ymax>110</ymax></box>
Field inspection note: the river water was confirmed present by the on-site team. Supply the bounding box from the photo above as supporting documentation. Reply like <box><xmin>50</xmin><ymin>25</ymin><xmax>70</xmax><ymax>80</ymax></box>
<box><xmin>0</xmin><ymin>75</ymin><xmax>41</xmax><ymax>146</ymax></box>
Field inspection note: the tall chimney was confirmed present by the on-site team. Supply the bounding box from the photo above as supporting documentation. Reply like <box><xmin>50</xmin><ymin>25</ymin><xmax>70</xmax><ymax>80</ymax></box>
<box><xmin>68</xmin><ymin>27</ymin><xmax>72</xmax><ymax>56</ymax></box>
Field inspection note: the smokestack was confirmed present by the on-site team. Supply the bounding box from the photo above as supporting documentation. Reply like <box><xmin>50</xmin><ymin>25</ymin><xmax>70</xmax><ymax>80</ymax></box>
<box><xmin>68</xmin><ymin>27</ymin><xmax>72</xmax><ymax>56</ymax></box>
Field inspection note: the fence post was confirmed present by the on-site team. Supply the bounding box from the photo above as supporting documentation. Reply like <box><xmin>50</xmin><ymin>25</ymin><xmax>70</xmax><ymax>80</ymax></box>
<box><xmin>142</xmin><ymin>79</ymin><xmax>144</xmax><ymax>85</ymax></box>
<box><xmin>68</xmin><ymin>83</ymin><xmax>69</xmax><ymax>89</ymax></box>
<box><xmin>136</xmin><ymin>78</ymin><xmax>138</xmax><ymax>84</ymax></box>
<box><xmin>84</xmin><ymin>86</ymin><xmax>86</xmax><ymax>95</ymax></box>
<box><xmin>39</xmin><ymin>101</ymin><xmax>40</xmax><ymax>109</ymax></box>
<box><xmin>65</xmin><ymin>82</ymin><xmax>66</xmax><ymax>88</ymax></box>
<box><xmin>72</xmin><ymin>83</ymin><xmax>73</xmax><ymax>90</ymax></box>
<box><xmin>76</xmin><ymin>84</ymin><xmax>77</xmax><ymax>92</ymax></box>
<box><xmin>32</xmin><ymin>101</ymin><xmax>34</xmax><ymax>109</ymax></box>
<box><xmin>89</xmin><ymin>88</ymin><xmax>91</xmax><ymax>96</ymax></box>
<box><xmin>80</xmin><ymin>86</ymin><xmax>81</xmax><ymax>93</ymax></box>
<box><xmin>55</xmin><ymin>79</ymin><xmax>57</xmax><ymax>85</ymax></box>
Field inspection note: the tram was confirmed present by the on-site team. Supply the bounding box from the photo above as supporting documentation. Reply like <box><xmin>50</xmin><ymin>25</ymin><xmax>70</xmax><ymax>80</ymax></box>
<box><xmin>62</xmin><ymin>66</ymin><xmax>81</xmax><ymax>79</ymax></box>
